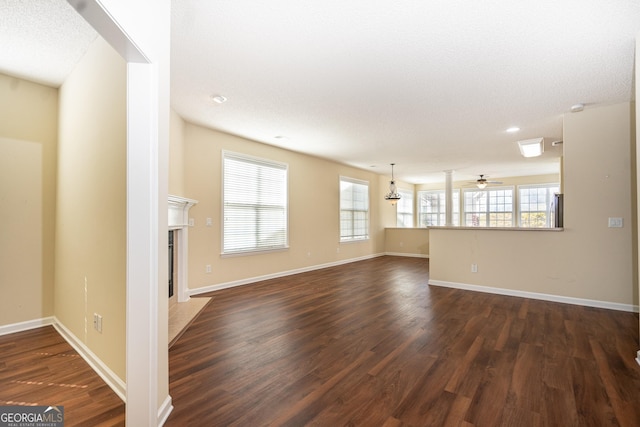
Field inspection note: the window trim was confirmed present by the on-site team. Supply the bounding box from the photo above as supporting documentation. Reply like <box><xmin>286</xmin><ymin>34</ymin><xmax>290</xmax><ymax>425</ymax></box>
<box><xmin>396</xmin><ymin>188</ymin><xmax>414</xmax><ymax>228</ymax></box>
<box><xmin>417</xmin><ymin>189</ymin><xmax>461</xmax><ymax>227</ymax></box>
<box><xmin>517</xmin><ymin>182</ymin><xmax>560</xmax><ymax>228</ymax></box>
<box><xmin>462</xmin><ymin>186</ymin><xmax>515</xmax><ymax>227</ymax></box>
<box><xmin>339</xmin><ymin>176</ymin><xmax>370</xmax><ymax>242</ymax></box>
<box><xmin>221</xmin><ymin>150</ymin><xmax>289</xmax><ymax>256</ymax></box>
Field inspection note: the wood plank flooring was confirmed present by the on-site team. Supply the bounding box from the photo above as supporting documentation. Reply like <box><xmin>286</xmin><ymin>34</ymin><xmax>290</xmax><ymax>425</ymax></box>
<box><xmin>0</xmin><ymin>326</ymin><xmax>125</xmax><ymax>426</ymax></box>
<box><xmin>166</xmin><ymin>256</ymin><xmax>640</xmax><ymax>426</ymax></box>
<box><xmin>1</xmin><ymin>257</ymin><xmax>638</xmax><ymax>426</ymax></box>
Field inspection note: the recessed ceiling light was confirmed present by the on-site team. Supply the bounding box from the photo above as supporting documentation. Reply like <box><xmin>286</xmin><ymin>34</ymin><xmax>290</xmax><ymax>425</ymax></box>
<box><xmin>506</xmin><ymin>127</ymin><xmax>520</xmax><ymax>133</ymax></box>
<box><xmin>570</xmin><ymin>103</ymin><xmax>584</xmax><ymax>113</ymax></box>
<box><xmin>211</xmin><ymin>95</ymin><xmax>227</xmax><ymax>104</ymax></box>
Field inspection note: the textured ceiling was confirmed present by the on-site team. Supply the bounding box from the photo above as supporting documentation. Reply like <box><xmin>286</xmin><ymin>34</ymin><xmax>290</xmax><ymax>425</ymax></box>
<box><xmin>0</xmin><ymin>0</ymin><xmax>96</xmax><ymax>87</ymax></box>
<box><xmin>170</xmin><ymin>0</ymin><xmax>640</xmax><ymax>183</ymax></box>
<box><xmin>1</xmin><ymin>1</ymin><xmax>638</xmax><ymax>184</ymax></box>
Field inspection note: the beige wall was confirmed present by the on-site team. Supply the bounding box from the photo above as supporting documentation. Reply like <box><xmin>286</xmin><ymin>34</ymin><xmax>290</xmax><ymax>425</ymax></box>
<box><xmin>430</xmin><ymin>102</ymin><xmax>636</xmax><ymax>307</ymax></box>
<box><xmin>385</xmin><ymin>228</ymin><xmax>429</xmax><ymax>256</ymax></box>
<box><xmin>379</xmin><ymin>175</ymin><xmax>414</xmax><ymax>227</ymax></box>
<box><xmin>182</xmin><ymin>123</ymin><xmax>386</xmax><ymax>290</ymax></box>
<box><xmin>0</xmin><ymin>74</ymin><xmax>58</xmax><ymax>325</ymax></box>
<box><xmin>636</xmin><ymin>33</ymin><xmax>640</xmax><ymax>337</ymax></box>
<box><xmin>55</xmin><ymin>37</ymin><xmax>127</xmax><ymax>379</ymax></box>
<box><xmin>169</xmin><ymin>109</ymin><xmax>186</xmax><ymax>196</ymax></box>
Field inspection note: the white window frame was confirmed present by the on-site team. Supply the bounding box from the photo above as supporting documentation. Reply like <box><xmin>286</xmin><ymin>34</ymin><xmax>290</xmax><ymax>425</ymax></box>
<box><xmin>340</xmin><ymin>176</ymin><xmax>370</xmax><ymax>242</ymax></box>
<box><xmin>518</xmin><ymin>183</ymin><xmax>560</xmax><ymax>228</ymax></box>
<box><xmin>417</xmin><ymin>189</ymin><xmax>460</xmax><ymax>227</ymax></box>
<box><xmin>222</xmin><ymin>151</ymin><xmax>289</xmax><ymax>255</ymax></box>
<box><xmin>396</xmin><ymin>188</ymin><xmax>414</xmax><ymax>227</ymax></box>
<box><xmin>463</xmin><ymin>186</ymin><xmax>514</xmax><ymax>227</ymax></box>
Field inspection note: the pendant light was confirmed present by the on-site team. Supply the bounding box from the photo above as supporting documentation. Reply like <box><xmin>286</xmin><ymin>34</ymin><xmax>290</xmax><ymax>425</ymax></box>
<box><xmin>384</xmin><ymin>163</ymin><xmax>401</xmax><ymax>205</ymax></box>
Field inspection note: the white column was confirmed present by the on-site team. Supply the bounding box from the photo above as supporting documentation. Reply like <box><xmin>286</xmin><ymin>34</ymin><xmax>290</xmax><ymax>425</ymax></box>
<box><xmin>444</xmin><ymin>170</ymin><xmax>454</xmax><ymax>226</ymax></box>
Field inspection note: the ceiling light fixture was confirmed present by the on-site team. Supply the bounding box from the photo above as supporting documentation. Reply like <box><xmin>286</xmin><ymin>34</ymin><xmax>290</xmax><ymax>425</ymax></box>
<box><xmin>570</xmin><ymin>103</ymin><xmax>584</xmax><ymax>113</ymax></box>
<box><xmin>211</xmin><ymin>95</ymin><xmax>227</xmax><ymax>104</ymax></box>
<box><xmin>517</xmin><ymin>137</ymin><xmax>544</xmax><ymax>158</ymax></box>
<box><xmin>506</xmin><ymin>126</ymin><xmax>520</xmax><ymax>133</ymax></box>
<box><xmin>384</xmin><ymin>163</ymin><xmax>401</xmax><ymax>206</ymax></box>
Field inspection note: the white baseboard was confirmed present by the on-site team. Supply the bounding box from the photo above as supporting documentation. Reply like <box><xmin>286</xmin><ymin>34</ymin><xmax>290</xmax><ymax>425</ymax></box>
<box><xmin>0</xmin><ymin>316</ymin><xmax>55</xmax><ymax>336</ymax></box>
<box><xmin>385</xmin><ymin>252</ymin><xmax>429</xmax><ymax>258</ymax></box>
<box><xmin>157</xmin><ymin>395</ymin><xmax>173</xmax><ymax>426</ymax></box>
<box><xmin>189</xmin><ymin>253</ymin><xmax>385</xmax><ymax>296</ymax></box>
<box><xmin>636</xmin><ymin>351</ymin><xmax>640</xmax><ymax>367</ymax></box>
<box><xmin>52</xmin><ymin>317</ymin><xmax>126</xmax><ymax>402</ymax></box>
<box><xmin>428</xmin><ymin>280</ymin><xmax>639</xmax><ymax>313</ymax></box>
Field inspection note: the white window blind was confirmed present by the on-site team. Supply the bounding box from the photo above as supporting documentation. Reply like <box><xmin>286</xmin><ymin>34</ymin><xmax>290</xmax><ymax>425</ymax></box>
<box><xmin>397</xmin><ymin>189</ymin><xmax>414</xmax><ymax>227</ymax></box>
<box><xmin>223</xmin><ymin>151</ymin><xmax>288</xmax><ymax>254</ymax></box>
<box><xmin>340</xmin><ymin>177</ymin><xmax>369</xmax><ymax>241</ymax></box>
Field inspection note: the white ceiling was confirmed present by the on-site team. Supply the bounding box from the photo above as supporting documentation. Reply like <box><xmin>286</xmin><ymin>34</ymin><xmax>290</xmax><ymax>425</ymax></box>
<box><xmin>0</xmin><ymin>0</ymin><xmax>96</xmax><ymax>87</ymax></box>
<box><xmin>2</xmin><ymin>1</ymin><xmax>639</xmax><ymax>184</ymax></box>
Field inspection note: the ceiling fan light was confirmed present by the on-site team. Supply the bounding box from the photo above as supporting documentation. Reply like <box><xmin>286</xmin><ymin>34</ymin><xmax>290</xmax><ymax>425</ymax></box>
<box><xmin>518</xmin><ymin>138</ymin><xmax>544</xmax><ymax>158</ymax></box>
<box><xmin>476</xmin><ymin>182</ymin><xmax>487</xmax><ymax>189</ymax></box>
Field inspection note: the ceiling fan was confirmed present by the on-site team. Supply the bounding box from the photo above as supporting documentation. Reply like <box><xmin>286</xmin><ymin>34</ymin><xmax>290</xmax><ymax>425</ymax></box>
<box><xmin>469</xmin><ymin>174</ymin><xmax>502</xmax><ymax>189</ymax></box>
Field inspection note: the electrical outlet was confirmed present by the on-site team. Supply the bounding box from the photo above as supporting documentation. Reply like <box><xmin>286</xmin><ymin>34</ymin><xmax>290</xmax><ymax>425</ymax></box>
<box><xmin>205</xmin><ymin>264</ymin><xmax>212</xmax><ymax>273</ymax></box>
<box><xmin>471</xmin><ymin>264</ymin><xmax>478</xmax><ymax>273</ymax></box>
<box><xmin>93</xmin><ymin>313</ymin><xmax>103</xmax><ymax>333</ymax></box>
<box><xmin>608</xmin><ymin>217</ymin><xmax>623</xmax><ymax>228</ymax></box>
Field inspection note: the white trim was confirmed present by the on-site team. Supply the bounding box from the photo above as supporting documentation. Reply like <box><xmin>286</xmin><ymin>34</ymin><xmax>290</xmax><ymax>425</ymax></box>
<box><xmin>167</xmin><ymin>195</ymin><xmax>198</xmax><ymax>303</ymax></box>
<box><xmin>428</xmin><ymin>280</ymin><xmax>639</xmax><ymax>313</ymax></box>
<box><xmin>385</xmin><ymin>252</ymin><xmax>429</xmax><ymax>258</ymax></box>
<box><xmin>0</xmin><ymin>317</ymin><xmax>54</xmax><ymax>336</ymax></box>
<box><xmin>52</xmin><ymin>318</ymin><xmax>126</xmax><ymax>402</ymax></box>
<box><xmin>157</xmin><ymin>395</ymin><xmax>173</xmax><ymax>426</ymax></box>
<box><xmin>636</xmin><ymin>351</ymin><xmax>640</xmax><ymax>367</ymax></box>
<box><xmin>176</xmin><ymin>227</ymin><xmax>190</xmax><ymax>302</ymax></box>
<box><xmin>189</xmin><ymin>254</ymin><xmax>384</xmax><ymax>296</ymax></box>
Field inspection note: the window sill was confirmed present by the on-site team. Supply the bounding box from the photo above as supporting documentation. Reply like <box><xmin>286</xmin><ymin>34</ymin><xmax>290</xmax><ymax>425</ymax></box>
<box><xmin>428</xmin><ymin>226</ymin><xmax>563</xmax><ymax>232</ymax></box>
<box><xmin>221</xmin><ymin>246</ymin><xmax>289</xmax><ymax>258</ymax></box>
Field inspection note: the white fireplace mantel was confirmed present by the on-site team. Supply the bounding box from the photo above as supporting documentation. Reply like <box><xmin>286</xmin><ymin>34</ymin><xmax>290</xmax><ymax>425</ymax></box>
<box><xmin>168</xmin><ymin>195</ymin><xmax>197</xmax><ymax>302</ymax></box>
<box><xmin>168</xmin><ymin>195</ymin><xmax>198</xmax><ymax>230</ymax></box>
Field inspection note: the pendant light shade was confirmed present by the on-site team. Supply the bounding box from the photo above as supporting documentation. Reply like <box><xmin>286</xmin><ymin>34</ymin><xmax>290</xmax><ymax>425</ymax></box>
<box><xmin>384</xmin><ymin>163</ymin><xmax>401</xmax><ymax>205</ymax></box>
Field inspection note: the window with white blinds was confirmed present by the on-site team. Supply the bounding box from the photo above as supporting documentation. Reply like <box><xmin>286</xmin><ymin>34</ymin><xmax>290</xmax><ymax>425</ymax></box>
<box><xmin>222</xmin><ymin>151</ymin><xmax>288</xmax><ymax>254</ymax></box>
<box><xmin>397</xmin><ymin>189</ymin><xmax>414</xmax><ymax>227</ymax></box>
<box><xmin>340</xmin><ymin>177</ymin><xmax>369</xmax><ymax>241</ymax></box>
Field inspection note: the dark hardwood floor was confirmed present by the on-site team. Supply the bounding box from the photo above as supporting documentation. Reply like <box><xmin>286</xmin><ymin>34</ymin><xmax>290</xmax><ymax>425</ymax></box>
<box><xmin>166</xmin><ymin>256</ymin><xmax>640</xmax><ymax>426</ymax></box>
<box><xmin>0</xmin><ymin>326</ymin><xmax>125</xmax><ymax>426</ymax></box>
<box><xmin>1</xmin><ymin>257</ymin><xmax>639</xmax><ymax>426</ymax></box>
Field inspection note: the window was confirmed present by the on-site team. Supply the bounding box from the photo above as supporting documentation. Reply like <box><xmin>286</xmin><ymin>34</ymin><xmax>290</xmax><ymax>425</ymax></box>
<box><xmin>417</xmin><ymin>190</ymin><xmax>460</xmax><ymax>226</ymax></box>
<box><xmin>519</xmin><ymin>184</ymin><xmax>560</xmax><ymax>228</ymax></box>
<box><xmin>463</xmin><ymin>187</ymin><xmax>514</xmax><ymax>227</ymax></box>
<box><xmin>223</xmin><ymin>151</ymin><xmax>288</xmax><ymax>254</ymax></box>
<box><xmin>340</xmin><ymin>177</ymin><xmax>369</xmax><ymax>241</ymax></box>
<box><xmin>396</xmin><ymin>189</ymin><xmax>414</xmax><ymax>227</ymax></box>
